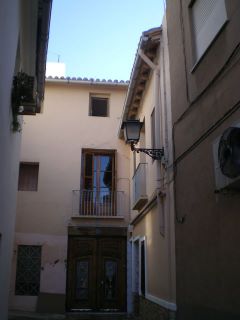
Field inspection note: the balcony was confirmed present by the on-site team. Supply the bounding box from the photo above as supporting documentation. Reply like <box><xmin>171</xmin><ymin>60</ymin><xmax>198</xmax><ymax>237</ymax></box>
<box><xmin>132</xmin><ymin>163</ymin><xmax>148</xmax><ymax>210</ymax></box>
<box><xmin>72</xmin><ymin>189</ymin><xmax>126</xmax><ymax>217</ymax></box>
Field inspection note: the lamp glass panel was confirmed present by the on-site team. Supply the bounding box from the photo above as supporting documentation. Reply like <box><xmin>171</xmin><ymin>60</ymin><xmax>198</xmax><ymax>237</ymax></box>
<box><xmin>124</xmin><ymin>121</ymin><xmax>141</xmax><ymax>143</ymax></box>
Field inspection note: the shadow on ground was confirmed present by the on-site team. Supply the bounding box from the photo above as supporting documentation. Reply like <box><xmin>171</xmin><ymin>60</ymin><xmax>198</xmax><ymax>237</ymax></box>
<box><xmin>8</xmin><ymin>311</ymin><xmax>139</xmax><ymax>320</ymax></box>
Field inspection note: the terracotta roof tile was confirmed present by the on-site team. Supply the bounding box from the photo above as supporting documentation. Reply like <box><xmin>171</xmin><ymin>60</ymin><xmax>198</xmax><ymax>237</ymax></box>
<box><xmin>46</xmin><ymin>76</ymin><xmax>129</xmax><ymax>84</ymax></box>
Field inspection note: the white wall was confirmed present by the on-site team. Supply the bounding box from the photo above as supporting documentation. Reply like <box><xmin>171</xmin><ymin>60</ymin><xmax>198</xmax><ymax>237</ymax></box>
<box><xmin>46</xmin><ymin>62</ymin><xmax>66</xmax><ymax>77</ymax></box>
<box><xmin>0</xmin><ymin>1</ymin><xmax>22</xmax><ymax>319</ymax></box>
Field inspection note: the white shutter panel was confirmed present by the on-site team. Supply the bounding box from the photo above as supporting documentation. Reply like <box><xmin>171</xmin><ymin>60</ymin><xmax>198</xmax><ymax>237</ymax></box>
<box><xmin>192</xmin><ymin>0</ymin><xmax>227</xmax><ymax>61</ymax></box>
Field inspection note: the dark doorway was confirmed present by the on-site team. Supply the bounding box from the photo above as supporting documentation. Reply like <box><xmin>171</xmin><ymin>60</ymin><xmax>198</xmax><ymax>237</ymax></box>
<box><xmin>66</xmin><ymin>235</ymin><xmax>126</xmax><ymax>312</ymax></box>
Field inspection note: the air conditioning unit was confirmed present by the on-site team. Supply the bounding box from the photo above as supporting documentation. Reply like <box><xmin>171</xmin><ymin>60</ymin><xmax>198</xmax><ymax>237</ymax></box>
<box><xmin>213</xmin><ymin>123</ymin><xmax>240</xmax><ymax>191</ymax></box>
<box><xmin>12</xmin><ymin>72</ymin><xmax>37</xmax><ymax>115</ymax></box>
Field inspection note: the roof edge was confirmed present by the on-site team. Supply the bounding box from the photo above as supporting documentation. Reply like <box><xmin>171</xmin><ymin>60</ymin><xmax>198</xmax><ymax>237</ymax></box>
<box><xmin>118</xmin><ymin>26</ymin><xmax>162</xmax><ymax>138</ymax></box>
<box><xmin>45</xmin><ymin>77</ymin><xmax>129</xmax><ymax>87</ymax></box>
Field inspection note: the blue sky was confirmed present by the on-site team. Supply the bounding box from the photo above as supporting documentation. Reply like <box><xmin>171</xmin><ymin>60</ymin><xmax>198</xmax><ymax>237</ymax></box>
<box><xmin>47</xmin><ymin>0</ymin><xmax>165</xmax><ymax>81</ymax></box>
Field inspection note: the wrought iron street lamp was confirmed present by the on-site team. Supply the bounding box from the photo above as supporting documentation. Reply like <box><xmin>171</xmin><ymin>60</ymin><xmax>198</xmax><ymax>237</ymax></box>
<box><xmin>123</xmin><ymin>120</ymin><xmax>164</xmax><ymax>161</ymax></box>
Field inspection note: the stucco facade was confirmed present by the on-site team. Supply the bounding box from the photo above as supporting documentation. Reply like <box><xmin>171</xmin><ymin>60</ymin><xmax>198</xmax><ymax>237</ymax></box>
<box><xmin>0</xmin><ymin>1</ymin><xmax>51</xmax><ymax>318</ymax></box>
<box><xmin>166</xmin><ymin>0</ymin><xmax>240</xmax><ymax>319</ymax></box>
<box><xmin>119</xmin><ymin>23</ymin><xmax>176</xmax><ymax>320</ymax></box>
<box><xmin>9</xmin><ymin>79</ymin><xmax>129</xmax><ymax>313</ymax></box>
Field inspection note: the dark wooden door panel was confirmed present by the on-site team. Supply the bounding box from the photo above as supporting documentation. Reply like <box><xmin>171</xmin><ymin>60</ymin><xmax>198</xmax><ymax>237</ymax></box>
<box><xmin>67</xmin><ymin>238</ymin><xmax>97</xmax><ymax>310</ymax></box>
<box><xmin>98</xmin><ymin>238</ymin><xmax>126</xmax><ymax>311</ymax></box>
<box><xmin>67</xmin><ymin>236</ymin><xmax>126</xmax><ymax>312</ymax></box>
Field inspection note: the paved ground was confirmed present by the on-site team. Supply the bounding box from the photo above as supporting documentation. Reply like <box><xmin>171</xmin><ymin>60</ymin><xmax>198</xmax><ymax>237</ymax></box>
<box><xmin>9</xmin><ymin>311</ymin><xmax>65</xmax><ymax>320</ymax></box>
<box><xmin>8</xmin><ymin>311</ymin><xmax>139</xmax><ymax>320</ymax></box>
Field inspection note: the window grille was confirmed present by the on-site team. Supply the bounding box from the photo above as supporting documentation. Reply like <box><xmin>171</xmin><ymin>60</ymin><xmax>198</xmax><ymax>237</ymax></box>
<box><xmin>15</xmin><ymin>245</ymin><xmax>41</xmax><ymax>296</ymax></box>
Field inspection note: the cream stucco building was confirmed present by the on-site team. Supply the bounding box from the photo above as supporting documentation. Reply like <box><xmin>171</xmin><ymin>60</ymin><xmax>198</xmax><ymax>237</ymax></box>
<box><xmin>9</xmin><ymin>77</ymin><xmax>130</xmax><ymax>313</ymax></box>
<box><xmin>119</xmin><ymin>24</ymin><xmax>176</xmax><ymax>320</ymax></box>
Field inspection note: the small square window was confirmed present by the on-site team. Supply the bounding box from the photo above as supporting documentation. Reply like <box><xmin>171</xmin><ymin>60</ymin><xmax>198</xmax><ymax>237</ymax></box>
<box><xmin>18</xmin><ymin>162</ymin><xmax>39</xmax><ymax>191</ymax></box>
<box><xmin>89</xmin><ymin>96</ymin><xmax>109</xmax><ymax>117</ymax></box>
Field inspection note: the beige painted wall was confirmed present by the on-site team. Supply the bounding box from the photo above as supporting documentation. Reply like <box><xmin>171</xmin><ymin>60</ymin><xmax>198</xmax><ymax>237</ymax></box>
<box><xmin>10</xmin><ymin>232</ymin><xmax>67</xmax><ymax>312</ymax></box>
<box><xmin>129</xmin><ymin>71</ymin><xmax>158</xmax><ymax>216</ymax></box>
<box><xmin>130</xmin><ymin>17</ymin><xmax>176</xmax><ymax>313</ymax></box>
<box><xmin>10</xmin><ymin>80</ymin><xmax>129</xmax><ymax>311</ymax></box>
<box><xmin>133</xmin><ymin>206</ymin><xmax>171</xmax><ymax>300</ymax></box>
<box><xmin>17</xmin><ymin>81</ymin><xmax>130</xmax><ymax>234</ymax></box>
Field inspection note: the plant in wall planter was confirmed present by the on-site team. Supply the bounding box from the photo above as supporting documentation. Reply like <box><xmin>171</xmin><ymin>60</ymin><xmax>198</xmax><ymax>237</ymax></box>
<box><xmin>11</xmin><ymin>71</ymin><xmax>37</xmax><ymax>132</ymax></box>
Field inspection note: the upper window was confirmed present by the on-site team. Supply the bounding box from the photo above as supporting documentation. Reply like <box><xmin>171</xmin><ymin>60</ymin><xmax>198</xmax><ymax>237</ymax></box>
<box><xmin>82</xmin><ymin>149</ymin><xmax>115</xmax><ymax>193</ymax></box>
<box><xmin>191</xmin><ymin>0</ymin><xmax>228</xmax><ymax>63</ymax></box>
<box><xmin>89</xmin><ymin>95</ymin><xmax>109</xmax><ymax>117</ymax></box>
<box><xmin>81</xmin><ymin>149</ymin><xmax>116</xmax><ymax>216</ymax></box>
<box><xmin>18</xmin><ymin>162</ymin><xmax>39</xmax><ymax>191</ymax></box>
<box><xmin>15</xmin><ymin>245</ymin><xmax>42</xmax><ymax>296</ymax></box>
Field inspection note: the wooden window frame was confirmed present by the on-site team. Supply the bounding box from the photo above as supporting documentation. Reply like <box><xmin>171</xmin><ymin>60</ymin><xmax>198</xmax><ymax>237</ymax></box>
<box><xmin>81</xmin><ymin>149</ymin><xmax>116</xmax><ymax>192</ymax></box>
<box><xmin>89</xmin><ymin>94</ymin><xmax>109</xmax><ymax>117</ymax></box>
<box><xmin>80</xmin><ymin>149</ymin><xmax>117</xmax><ymax>216</ymax></box>
<box><xmin>18</xmin><ymin>162</ymin><xmax>39</xmax><ymax>191</ymax></box>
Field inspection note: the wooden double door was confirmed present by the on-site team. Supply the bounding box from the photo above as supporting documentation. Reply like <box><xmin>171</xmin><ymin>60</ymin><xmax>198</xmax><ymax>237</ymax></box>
<box><xmin>67</xmin><ymin>236</ymin><xmax>126</xmax><ymax>311</ymax></box>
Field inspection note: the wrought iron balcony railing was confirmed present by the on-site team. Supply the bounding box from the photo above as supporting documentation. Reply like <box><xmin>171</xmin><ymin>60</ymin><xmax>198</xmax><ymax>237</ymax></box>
<box><xmin>72</xmin><ymin>189</ymin><xmax>126</xmax><ymax>217</ymax></box>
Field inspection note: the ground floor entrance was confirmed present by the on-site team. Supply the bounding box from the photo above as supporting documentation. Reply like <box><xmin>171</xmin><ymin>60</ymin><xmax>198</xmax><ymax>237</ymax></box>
<box><xmin>66</xmin><ymin>227</ymin><xmax>126</xmax><ymax>312</ymax></box>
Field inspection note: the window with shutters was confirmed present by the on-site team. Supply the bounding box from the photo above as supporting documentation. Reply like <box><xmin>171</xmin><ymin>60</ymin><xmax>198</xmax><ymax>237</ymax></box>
<box><xmin>18</xmin><ymin>162</ymin><xmax>39</xmax><ymax>191</ymax></box>
<box><xmin>15</xmin><ymin>245</ymin><xmax>42</xmax><ymax>296</ymax></box>
<box><xmin>89</xmin><ymin>94</ymin><xmax>109</xmax><ymax>117</ymax></box>
<box><xmin>80</xmin><ymin>149</ymin><xmax>116</xmax><ymax>215</ymax></box>
<box><xmin>82</xmin><ymin>150</ymin><xmax>115</xmax><ymax>193</ymax></box>
<box><xmin>191</xmin><ymin>0</ymin><xmax>228</xmax><ymax>63</ymax></box>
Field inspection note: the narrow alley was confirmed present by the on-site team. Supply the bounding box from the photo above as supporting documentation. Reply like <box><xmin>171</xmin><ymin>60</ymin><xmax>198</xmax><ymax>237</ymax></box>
<box><xmin>2</xmin><ymin>1</ymin><xmax>240</xmax><ymax>320</ymax></box>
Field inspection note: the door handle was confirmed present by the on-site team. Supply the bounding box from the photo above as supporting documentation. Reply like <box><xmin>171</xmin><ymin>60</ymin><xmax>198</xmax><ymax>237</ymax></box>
<box><xmin>100</xmin><ymin>280</ymin><xmax>104</xmax><ymax>287</ymax></box>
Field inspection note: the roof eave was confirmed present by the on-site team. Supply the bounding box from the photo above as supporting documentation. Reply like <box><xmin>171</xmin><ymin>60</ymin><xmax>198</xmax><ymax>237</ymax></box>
<box><xmin>118</xmin><ymin>26</ymin><xmax>162</xmax><ymax>138</ymax></box>
<box><xmin>36</xmin><ymin>0</ymin><xmax>53</xmax><ymax>112</ymax></box>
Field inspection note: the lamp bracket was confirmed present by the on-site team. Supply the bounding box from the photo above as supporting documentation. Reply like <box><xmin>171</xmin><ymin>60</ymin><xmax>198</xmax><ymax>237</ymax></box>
<box><xmin>131</xmin><ymin>143</ymin><xmax>164</xmax><ymax>160</ymax></box>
